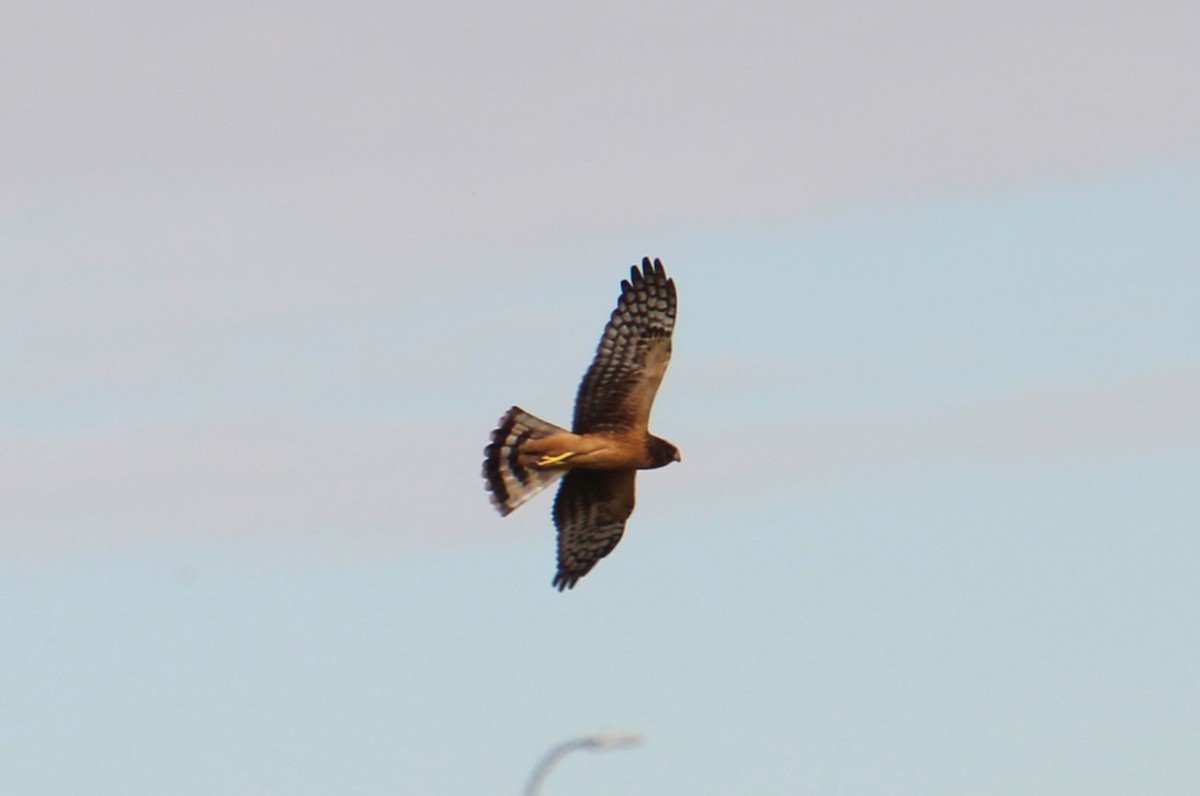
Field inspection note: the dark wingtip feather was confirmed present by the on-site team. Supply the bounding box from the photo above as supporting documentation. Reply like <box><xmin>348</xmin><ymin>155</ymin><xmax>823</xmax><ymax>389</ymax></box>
<box><xmin>624</xmin><ymin>257</ymin><xmax>672</xmax><ymax>296</ymax></box>
<box><xmin>635</xmin><ymin>256</ymin><xmax>668</xmax><ymax>284</ymax></box>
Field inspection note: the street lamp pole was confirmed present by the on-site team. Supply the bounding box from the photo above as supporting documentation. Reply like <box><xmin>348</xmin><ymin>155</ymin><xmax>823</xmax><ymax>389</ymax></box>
<box><xmin>522</xmin><ymin>733</ymin><xmax>642</xmax><ymax>796</ymax></box>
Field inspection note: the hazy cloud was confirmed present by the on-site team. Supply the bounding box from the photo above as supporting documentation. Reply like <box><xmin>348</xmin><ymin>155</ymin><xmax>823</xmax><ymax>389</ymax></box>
<box><xmin>3</xmin><ymin>367</ymin><xmax>1194</xmax><ymax>555</ymax></box>
<box><xmin>685</xmin><ymin>366</ymin><xmax>1200</xmax><ymax>498</ymax></box>
<box><xmin>0</xmin><ymin>416</ymin><xmax>496</xmax><ymax>556</ymax></box>
<box><xmin>4</xmin><ymin>0</ymin><xmax>1197</xmax><ymax>556</ymax></box>
<box><xmin>4</xmin><ymin>0</ymin><xmax>1198</xmax><ymax>243</ymax></box>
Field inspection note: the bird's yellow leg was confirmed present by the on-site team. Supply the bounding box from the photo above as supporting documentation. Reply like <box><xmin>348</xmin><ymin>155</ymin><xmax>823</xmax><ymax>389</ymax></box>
<box><xmin>535</xmin><ymin>451</ymin><xmax>576</xmax><ymax>468</ymax></box>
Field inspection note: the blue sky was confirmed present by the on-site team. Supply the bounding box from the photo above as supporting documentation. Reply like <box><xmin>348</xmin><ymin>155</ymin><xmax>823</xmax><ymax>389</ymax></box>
<box><xmin>3</xmin><ymin>1</ymin><xmax>1199</xmax><ymax>794</ymax></box>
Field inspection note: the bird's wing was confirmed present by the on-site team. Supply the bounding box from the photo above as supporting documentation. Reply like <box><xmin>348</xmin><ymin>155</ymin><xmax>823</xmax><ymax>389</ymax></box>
<box><xmin>572</xmin><ymin>258</ymin><xmax>676</xmax><ymax>434</ymax></box>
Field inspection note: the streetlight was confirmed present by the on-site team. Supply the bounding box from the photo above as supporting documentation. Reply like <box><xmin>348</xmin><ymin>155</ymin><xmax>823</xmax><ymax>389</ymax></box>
<box><xmin>522</xmin><ymin>733</ymin><xmax>643</xmax><ymax>796</ymax></box>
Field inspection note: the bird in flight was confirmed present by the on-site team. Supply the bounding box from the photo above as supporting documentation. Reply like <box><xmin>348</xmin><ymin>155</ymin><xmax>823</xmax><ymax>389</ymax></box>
<box><xmin>483</xmin><ymin>257</ymin><xmax>681</xmax><ymax>590</ymax></box>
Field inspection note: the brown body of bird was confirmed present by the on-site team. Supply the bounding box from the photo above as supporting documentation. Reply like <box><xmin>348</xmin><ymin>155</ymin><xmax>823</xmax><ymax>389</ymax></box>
<box><xmin>483</xmin><ymin>258</ymin><xmax>681</xmax><ymax>590</ymax></box>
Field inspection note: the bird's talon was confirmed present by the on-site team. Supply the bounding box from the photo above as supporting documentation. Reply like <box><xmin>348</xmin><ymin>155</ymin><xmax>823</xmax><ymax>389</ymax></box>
<box><xmin>536</xmin><ymin>452</ymin><xmax>576</xmax><ymax>468</ymax></box>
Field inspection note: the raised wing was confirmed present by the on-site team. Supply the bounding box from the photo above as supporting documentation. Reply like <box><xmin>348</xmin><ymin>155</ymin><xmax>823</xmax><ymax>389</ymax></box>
<box><xmin>551</xmin><ymin>469</ymin><xmax>636</xmax><ymax>590</ymax></box>
<box><xmin>572</xmin><ymin>258</ymin><xmax>677</xmax><ymax>434</ymax></box>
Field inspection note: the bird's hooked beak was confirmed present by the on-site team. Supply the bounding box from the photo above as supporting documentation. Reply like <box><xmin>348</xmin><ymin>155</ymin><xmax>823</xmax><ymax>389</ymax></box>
<box><xmin>673</xmin><ymin>449</ymin><xmax>683</xmax><ymax>463</ymax></box>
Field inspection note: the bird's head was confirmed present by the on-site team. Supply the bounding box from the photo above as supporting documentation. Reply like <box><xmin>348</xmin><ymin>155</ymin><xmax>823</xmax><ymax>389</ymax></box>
<box><xmin>646</xmin><ymin>435</ymin><xmax>682</xmax><ymax>469</ymax></box>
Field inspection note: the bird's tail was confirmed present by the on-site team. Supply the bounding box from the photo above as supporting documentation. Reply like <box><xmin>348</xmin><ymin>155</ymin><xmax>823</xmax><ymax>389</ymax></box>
<box><xmin>483</xmin><ymin>406</ymin><xmax>568</xmax><ymax>516</ymax></box>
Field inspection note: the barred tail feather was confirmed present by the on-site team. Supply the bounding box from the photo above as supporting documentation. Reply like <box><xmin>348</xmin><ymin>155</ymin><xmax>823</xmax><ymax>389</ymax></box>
<box><xmin>482</xmin><ymin>406</ymin><xmax>568</xmax><ymax>516</ymax></box>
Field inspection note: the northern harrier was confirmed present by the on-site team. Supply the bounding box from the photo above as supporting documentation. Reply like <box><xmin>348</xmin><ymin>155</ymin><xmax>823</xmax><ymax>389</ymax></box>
<box><xmin>483</xmin><ymin>258</ymin><xmax>680</xmax><ymax>590</ymax></box>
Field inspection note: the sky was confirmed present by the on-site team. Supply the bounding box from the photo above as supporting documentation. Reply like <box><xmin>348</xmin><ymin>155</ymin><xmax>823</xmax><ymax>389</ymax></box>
<box><xmin>2</xmin><ymin>1</ymin><xmax>1198</xmax><ymax>793</ymax></box>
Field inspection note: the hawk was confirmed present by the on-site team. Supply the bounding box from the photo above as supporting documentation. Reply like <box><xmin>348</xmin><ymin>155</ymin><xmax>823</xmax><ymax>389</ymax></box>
<box><xmin>483</xmin><ymin>257</ymin><xmax>681</xmax><ymax>590</ymax></box>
